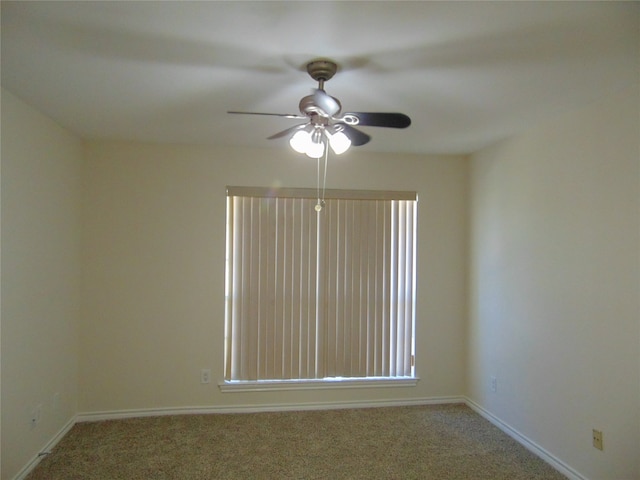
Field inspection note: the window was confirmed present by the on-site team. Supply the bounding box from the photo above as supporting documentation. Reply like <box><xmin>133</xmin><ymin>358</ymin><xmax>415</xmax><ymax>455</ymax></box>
<box><xmin>224</xmin><ymin>186</ymin><xmax>417</xmax><ymax>388</ymax></box>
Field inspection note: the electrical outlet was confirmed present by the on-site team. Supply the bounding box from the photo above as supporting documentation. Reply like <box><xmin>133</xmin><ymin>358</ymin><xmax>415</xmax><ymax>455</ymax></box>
<box><xmin>52</xmin><ymin>392</ymin><xmax>61</xmax><ymax>411</ymax></box>
<box><xmin>200</xmin><ymin>369</ymin><xmax>211</xmax><ymax>384</ymax></box>
<box><xmin>592</xmin><ymin>429</ymin><xmax>603</xmax><ymax>451</ymax></box>
<box><xmin>490</xmin><ymin>376</ymin><xmax>497</xmax><ymax>393</ymax></box>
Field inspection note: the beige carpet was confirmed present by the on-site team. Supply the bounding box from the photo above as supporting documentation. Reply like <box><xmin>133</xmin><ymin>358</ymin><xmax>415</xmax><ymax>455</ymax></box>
<box><xmin>26</xmin><ymin>404</ymin><xmax>566</xmax><ymax>479</ymax></box>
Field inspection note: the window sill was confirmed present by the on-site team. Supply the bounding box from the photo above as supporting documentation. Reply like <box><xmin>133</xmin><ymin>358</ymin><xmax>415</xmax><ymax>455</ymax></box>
<box><xmin>218</xmin><ymin>377</ymin><xmax>419</xmax><ymax>393</ymax></box>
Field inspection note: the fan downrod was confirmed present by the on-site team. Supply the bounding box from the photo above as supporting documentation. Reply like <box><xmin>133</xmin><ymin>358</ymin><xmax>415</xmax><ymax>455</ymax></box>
<box><xmin>306</xmin><ymin>59</ymin><xmax>338</xmax><ymax>83</ymax></box>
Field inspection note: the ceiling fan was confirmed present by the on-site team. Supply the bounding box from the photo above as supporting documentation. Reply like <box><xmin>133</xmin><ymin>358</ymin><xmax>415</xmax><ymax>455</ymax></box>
<box><xmin>228</xmin><ymin>59</ymin><xmax>411</xmax><ymax>157</ymax></box>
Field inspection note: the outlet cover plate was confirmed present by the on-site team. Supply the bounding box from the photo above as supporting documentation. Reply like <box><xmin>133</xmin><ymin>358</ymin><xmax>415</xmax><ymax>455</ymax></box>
<box><xmin>592</xmin><ymin>429</ymin><xmax>603</xmax><ymax>450</ymax></box>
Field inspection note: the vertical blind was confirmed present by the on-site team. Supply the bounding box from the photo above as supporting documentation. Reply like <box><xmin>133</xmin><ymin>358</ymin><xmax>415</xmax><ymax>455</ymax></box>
<box><xmin>225</xmin><ymin>187</ymin><xmax>417</xmax><ymax>382</ymax></box>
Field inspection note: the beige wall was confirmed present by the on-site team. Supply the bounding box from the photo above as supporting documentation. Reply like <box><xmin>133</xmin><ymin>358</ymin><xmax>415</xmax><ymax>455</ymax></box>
<box><xmin>1</xmin><ymin>89</ymin><xmax>84</xmax><ymax>479</ymax></box>
<box><xmin>468</xmin><ymin>83</ymin><xmax>640</xmax><ymax>479</ymax></box>
<box><xmin>79</xmin><ymin>142</ymin><xmax>469</xmax><ymax>412</ymax></box>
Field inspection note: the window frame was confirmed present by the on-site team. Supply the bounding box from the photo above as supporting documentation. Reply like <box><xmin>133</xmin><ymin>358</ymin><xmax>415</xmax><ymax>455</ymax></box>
<box><xmin>221</xmin><ymin>186</ymin><xmax>419</xmax><ymax>391</ymax></box>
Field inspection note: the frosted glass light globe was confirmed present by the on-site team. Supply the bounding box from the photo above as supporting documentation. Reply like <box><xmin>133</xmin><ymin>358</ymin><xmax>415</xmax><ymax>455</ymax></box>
<box><xmin>305</xmin><ymin>140</ymin><xmax>325</xmax><ymax>158</ymax></box>
<box><xmin>289</xmin><ymin>130</ymin><xmax>311</xmax><ymax>154</ymax></box>
<box><xmin>328</xmin><ymin>131</ymin><xmax>351</xmax><ymax>155</ymax></box>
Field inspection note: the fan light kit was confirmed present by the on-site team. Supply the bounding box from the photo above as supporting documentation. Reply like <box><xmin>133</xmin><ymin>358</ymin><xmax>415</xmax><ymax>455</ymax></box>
<box><xmin>228</xmin><ymin>59</ymin><xmax>411</xmax><ymax>208</ymax></box>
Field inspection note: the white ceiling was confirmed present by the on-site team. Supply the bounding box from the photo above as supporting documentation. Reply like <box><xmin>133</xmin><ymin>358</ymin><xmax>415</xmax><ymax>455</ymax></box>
<box><xmin>2</xmin><ymin>1</ymin><xmax>638</xmax><ymax>155</ymax></box>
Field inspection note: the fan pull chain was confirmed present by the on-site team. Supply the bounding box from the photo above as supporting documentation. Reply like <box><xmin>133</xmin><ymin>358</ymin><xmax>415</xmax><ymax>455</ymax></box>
<box><xmin>315</xmin><ymin>143</ymin><xmax>329</xmax><ymax>212</ymax></box>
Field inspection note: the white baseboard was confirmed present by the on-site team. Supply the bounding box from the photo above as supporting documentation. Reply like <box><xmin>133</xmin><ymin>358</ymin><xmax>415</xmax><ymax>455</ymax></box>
<box><xmin>76</xmin><ymin>395</ymin><xmax>466</xmax><ymax>422</ymax></box>
<box><xmin>464</xmin><ymin>397</ymin><xmax>587</xmax><ymax>480</ymax></box>
<box><xmin>13</xmin><ymin>415</ymin><xmax>77</xmax><ymax>480</ymax></box>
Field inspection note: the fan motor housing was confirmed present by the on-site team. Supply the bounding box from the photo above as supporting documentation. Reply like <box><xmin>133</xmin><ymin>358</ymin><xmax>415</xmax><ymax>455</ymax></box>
<box><xmin>299</xmin><ymin>95</ymin><xmax>341</xmax><ymax>120</ymax></box>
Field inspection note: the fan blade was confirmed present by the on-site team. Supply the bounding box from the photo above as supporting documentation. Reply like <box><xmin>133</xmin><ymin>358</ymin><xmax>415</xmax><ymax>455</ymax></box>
<box><xmin>267</xmin><ymin>123</ymin><xmax>308</xmax><ymax>140</ymax></box>
<box><xmin>228</xmin><ymin>111</ymin><xmax>306</xmax><ymax>119</ymax></box>
<box><xmin>340</xmin><ymin>124</ymin><xmax>371</xmax><ymax>147</ymax></box>
<box><xmin>341</xmin><ymin>112</ymin><xmax>411</xmax><ymax>128</ymax></box>
<box><xmin>312</xmin><ymin>89</ymin><xmax>341</xmax><ymax>117</ymax></box>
